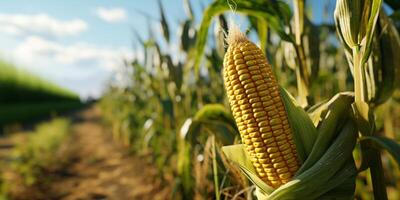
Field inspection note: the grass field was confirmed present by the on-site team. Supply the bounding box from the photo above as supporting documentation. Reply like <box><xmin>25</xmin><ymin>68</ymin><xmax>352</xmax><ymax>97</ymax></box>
<box><xmin>0</xmin><ymin>60</ymin><xmax>83</xmax><ymax>128</ymax></box>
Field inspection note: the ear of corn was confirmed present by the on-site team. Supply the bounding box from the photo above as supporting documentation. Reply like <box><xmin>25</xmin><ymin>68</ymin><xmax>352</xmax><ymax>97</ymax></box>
<box><xmin>223</xmin><ymin>26</ymin><xmax>301</xmax><ymax>188</ymax></box>
<box><xmin>221</xmin><ymin>26</ymin><xmax>358</xmax><ymax>199</ymax></box>
<box><xmin>222</xmin><ymin>91</ymin><xmax>358</xmax><ymax>199</ymax></box>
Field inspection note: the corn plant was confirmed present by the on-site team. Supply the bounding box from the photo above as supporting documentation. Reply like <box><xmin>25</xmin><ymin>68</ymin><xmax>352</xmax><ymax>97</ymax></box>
<box><xmin>101</xmin><ymin>0</ymin><xmax>400</xmax><ymax>199</ymax></box>
<box><xmin>193</xmin><ymin>0</ymin><xmax>400</xmax><ymax>199</ymax></box>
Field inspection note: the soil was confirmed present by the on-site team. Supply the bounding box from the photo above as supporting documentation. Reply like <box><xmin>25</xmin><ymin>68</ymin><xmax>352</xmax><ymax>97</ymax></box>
<box><xmin>1</xmin><ymin>107</ymin><xmax>170</xmax><ymax>200</ymax></box>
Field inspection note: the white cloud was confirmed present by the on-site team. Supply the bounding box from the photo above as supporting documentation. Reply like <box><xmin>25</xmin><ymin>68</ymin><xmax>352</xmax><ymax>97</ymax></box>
<box><xmin>95</xmin><ymin>7</ymin><xmax>127</xmax><ymax>23</ymax></box>
<box><xmin>0</xmin><ymin>13</ymin><xmax>87</xmax><ymax>37</ymax></box>
<box><xmin>14</xmin><ymin>36</ymin><xmax>133</xmax><ymax>71</ymax></box>
<box><xmin>6</xmin><ymin>35</ymin><xmax>136</xmax><ymax>98</ymax></box>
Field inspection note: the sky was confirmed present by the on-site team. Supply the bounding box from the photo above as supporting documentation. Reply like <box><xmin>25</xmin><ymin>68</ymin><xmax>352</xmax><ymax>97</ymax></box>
<box><xmin>0</xmin><ymin>0</ymin><xmax>330</xmax><ymax>99</ymax></box>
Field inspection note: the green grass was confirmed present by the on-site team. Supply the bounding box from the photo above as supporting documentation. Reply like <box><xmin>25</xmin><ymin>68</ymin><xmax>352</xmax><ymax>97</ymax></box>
<box><xmin>0</xmin><ymin>117</ymin><xmax>72</xmax><ymax>197</ymax></box>
<box><xmin>0</xmin><ymin>59</ymin><xmax>83</xmax><ymax>127</ymax></box>
<box><xmin>0</xmin><ymin>60</ymin><xmax>79</xmax><ymax>103</ymax></box>
<box><xmin>0</xmin><ymin>101</ymin><xmax>83</xmax><ymax>126</ymax></box>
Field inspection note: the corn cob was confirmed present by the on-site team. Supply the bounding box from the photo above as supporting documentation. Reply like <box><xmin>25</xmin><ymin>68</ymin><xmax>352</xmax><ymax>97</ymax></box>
<box><xmin>223</xmin><ymin>27</ymin><xmax>300</xmax><ymax>188</ymax></box>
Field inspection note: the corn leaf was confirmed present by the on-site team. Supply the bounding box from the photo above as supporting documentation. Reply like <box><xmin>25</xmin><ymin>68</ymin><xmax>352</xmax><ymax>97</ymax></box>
<box><xmin>158</xmin><ymin>0</ymin><xmax>170</xmax><ymax>43</ymax></box>
<box><xmin>360</xmin><ymin>136</ymin><xmax>400</xmax><ymax>167</ymax></box>
<box><xmin>183</xmin><ymin>104</ymin><xmax>238</xmax><ymax>145</ymax></box>
<box><xmin>194</xmin><ymin>0</ymin><xmax>292</xmax><ymax>75</ymax></box>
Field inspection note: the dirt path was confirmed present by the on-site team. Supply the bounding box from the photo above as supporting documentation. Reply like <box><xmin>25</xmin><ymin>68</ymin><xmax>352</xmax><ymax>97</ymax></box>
<box><xmin>5</xmin><ymin>107</ymin><xmax>170</xmax><ymax>200</ymax></box>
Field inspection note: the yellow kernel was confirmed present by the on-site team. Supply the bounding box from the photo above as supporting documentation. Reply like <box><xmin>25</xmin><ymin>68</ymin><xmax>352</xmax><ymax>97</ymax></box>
<box><xmin>252</xmin><ymin>102</ymin><xmax>262</xmax><ymax>108</ymax></box>
<box><xmin>256</xmin><ymin>153</ymin><xmax>268</xmax><ymax>158</ymax></box>
<box><xmin>255</xmin><ymin>116</ymin><xmax>268</xmax><ymax>122</ymax></box>
<box><xmin>239</xmin><ymin>74</ymin><xmax>250</xmax><ymax>81</ymax></box>
<box><xmin>240</xmin><ymin>104</ymin><xmax>251</xmax><ymax>110</ymax></box>
<box><xmin>259</xmin><ymin>90</ymin><xmax>270</xmax><ymax>96</ymax></box>
<box><xmin>267</xmin><ymin>147</ymin><xmax>278</xmax><ymax>153</ymax></box>
<box><xmin>262</xmin><ymin>164</ymin><xmax>273</xmax><ymax>169</ymax></box>
<box><xmin>234</xmin><ymin>89</ymin><xmax>244</xmax><ymax>95</ymax></box>
<box><xmin>253</xmin><ymin>108</ymin><xmax>264</xmax><ymax>113</ymax></box>
<box><xmin>252</xmin><ymin>75</ymin><xmax>263</xmax><ymax>81</ymax></box>
<box><xmin>248</xmin><ymin>65</ymin><xmax>260</xmax><ymax>71</ymax></box>
<box><xmin>251</xmin><ymin>137</ymin><xmax>262</xmax><ymax>142</ymax></box>
<box><xmin>248</xmin><ymin>93</ymin><xmax>258</xmax><ymax>98</ymax></box>
<box><xmin>273</xmin><ymin>129</ymin><xmax>284</xmax><ymax>136</ymax></box>
<box><xmin>244</xmin><ymin>55</ymin><xmax>255</xmax><ymax>60</ymax></box>
<box><xmin>254</xmin><ymin>79</ymin><xmax>263</xmax><ymax>84</ymax></box>
<box><xmin>246</xmin><ymin>60</ymin><xmax>257</xmax><ymax>66</ymax></box>
<box><xmin>264</xmin><ymin>168</ymin><xmax>275</xmax><ymax>173</ymax></box>
<box><xmin>263</xmin><ymin>138</ymin><xmax>274</xmax><ymax>144</ymax></box>
<box><xmin>253</xmin><ymin>142</ymin><xmax>264</xmax><ymax>147</ymax></box>
<box><xmin>279</xmin><ymin>172</ymin><xmax>292</xmax><ymax>180</ymax></box>
<box><xmin>247</xmin><ymin>127</ymin><xmax>258</xmax><ymax>132</ymax></box>
<box><xmin>258</xmin><ymin>172</ymin><xmax>267</xmax><ymax>177</ymax></box>
<box><xmin>250</xmin><ymin>70</ymin><xmax>261</xmax><ymax>75</ymax></box>
<box><xmin>257</xmin><ymin>84</ymin><xmax>268</xmax><ymax>91</ymax></box>
<box><xmin>276</xmin><ymin>167</ymin><xmax>289</xmax><ymax>174</ymax></box>
<box><xmin>273</xmin><ymin>162</ymin><xmax>286</xmax><ymax>168</ymax></box>
<box><xmin>263</xmin><ymin>100</ymin><xmax>274</xmax><ymax>107</ymax></box>
<box><xmin>234</xmin><ymin>54</ymin><xmax>243</xmax><ymax>59</ymax></box>
<box><xmin>270</xmin><ymin>118</ymin><xmax>282</xmax><ymax>125</ymax></box>
<box><xmin>245</xmin><ymin>118</ymin><xmax>256</xmax><ymax>124</ymax></box>
<box><xmin>271</xmin><ymin>124</ymin><xmax>283</xmax><ymax>130</ymax></box>
<box><xmin>242</xmin><ymin>114</ymin><xmax>251</xmax><ymax>120</ymax></box>
<box><xmin>267</xmin><ymin>176</ymin><xmax>279</xmax><ymax>181</ymax></box>
<box><xmin>279</xmin><ymin>143</ymin><xmax>290</xmax><ymax>151</ymax></box>
<box><xmin>244</xmin><ymin>82</ymin><xmax>255</xmax><ymax>89</ymax></box>
<box><xmin>272</xmin><ymin>157</ymin><xmax>283</xmax><ymax>163</ymax></box>
<box><xmin>283</xmin><ymin>153</ymin><xmax>294</xmax><ymax>160</ymax></box>
<box><xmin>249</xmin><ymin>132</ymin><xmax>260</xmax><ymax>138</ymax></box>
<box><xmin>258</xmin><ymin>121</ymin><xmax>268</xmax><ymax>127</ymax></box>
<box><xmin>249</xmin><ymin>97</ymin><xmax>260</xmax><ymax>103</ymax></box>
<box><xmin>255</xmin><ymin>147</ymin><xmax>267</xmax><ymax>153</ymax></box>
<box><xmin>243</xmin><ymin>139</ymin><xmax>252</xmax><ymax>145</ymax></box>
<box><xmin>270</xmin><ymin>180</ymin><xmax>282</xmax><ymax>186</ymax></box>
<box><xmin>237</xmin><ymin>69</ymin><xmax>249</xmax><ymax>75</ymax></box>
<box><xmin>254</xmin><ymin>111</ymin><xmax>267</xmax><ymax>118</ymax></box>
<box><xmin>246</xmin><ymin>88</ymin><xmax>257</xmax><ymax>94</ymax></box>
<box><xmin>260</xmin><ymin>96</ymin><xmax>271</xmax><ymax>101</ymax></box>
<box><xmin>275</xmin><ymin>134</ymin><xmax>286</xmax><ymax>141</ymax></box>
<box><xmin>242</xmin><ymin>50</ymin><xmax>254</xmax><ymax>56</ymax></box>
<box><xmin>235</xmin><ymin>64</ymin><xmax>246</xmax><ymax>71</ymax></box>
<box><xmin>235</xmin><ymin>59</ymin><xmax>245</xmax><ymax>65</ymax></box>
<box><xmin>269</xmin><ymin>152</ymin><xmax>281</xmax><ymax>159</ymax></box>
<box><xmin>235</xmin><ymin>94</ymin><xmax>245</xmax><ymax>100</ymax></box>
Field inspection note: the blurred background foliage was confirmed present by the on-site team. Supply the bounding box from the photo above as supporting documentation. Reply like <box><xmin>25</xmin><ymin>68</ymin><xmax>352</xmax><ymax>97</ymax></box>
<box><xmin>96</xmin><ymin>0</ymin><xmax>400</xmax><ymax>199</ymax></box>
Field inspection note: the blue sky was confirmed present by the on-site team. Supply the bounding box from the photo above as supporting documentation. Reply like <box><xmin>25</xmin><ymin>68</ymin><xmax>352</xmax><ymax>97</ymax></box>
<box><xmin>0</xmin><ymin>0</ymin><xmax>331</xmax><ymax>99</ymax></box>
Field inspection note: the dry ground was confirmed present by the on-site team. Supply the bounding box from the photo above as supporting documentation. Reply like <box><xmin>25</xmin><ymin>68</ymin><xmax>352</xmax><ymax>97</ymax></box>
<box><xmin>1</xmin><ymin>107</ymin><xmax>170</xmax><ymax>200</ymax></box>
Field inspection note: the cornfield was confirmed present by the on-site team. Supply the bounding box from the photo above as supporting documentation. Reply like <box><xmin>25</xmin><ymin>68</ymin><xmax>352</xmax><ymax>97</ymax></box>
<box><xmin>1</xmin><ymin>0</ymin><xmax>400</xmax><ymax>199</ymax></box>
<box><xmin>101</xmin><ymin>0</ymin><xmax>400</xmax><ymax>199</ymax></box>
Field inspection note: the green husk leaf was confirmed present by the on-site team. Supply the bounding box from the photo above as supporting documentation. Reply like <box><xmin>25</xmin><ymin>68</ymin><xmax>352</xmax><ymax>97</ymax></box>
<box><xmin>221</xmin><ymin>144</ymin><xmax>274</xmax><ymax>194</ymax></box>
<box><xmin>297</xmin><ymin>92</ymin><xmax>354</xmax><ymax>174</ymax></box>
<box><xmin>268</xmin><ymin>121</ymin><xmax>357</xmax><ymax>200</ymax></box>
<box><xmin>361</xmin><ymin>0</ymin><xmax>383</xmax><ymax>64</ymax></box>
<box><xmin>367</xmin><ymin>11</ymin><xmax>400</xmax><ymax>106</ymax></box>
<box><xmin>279</xmin><ymin>87</ymin><xmax>317</xmax><ymax>162</ymax></box>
